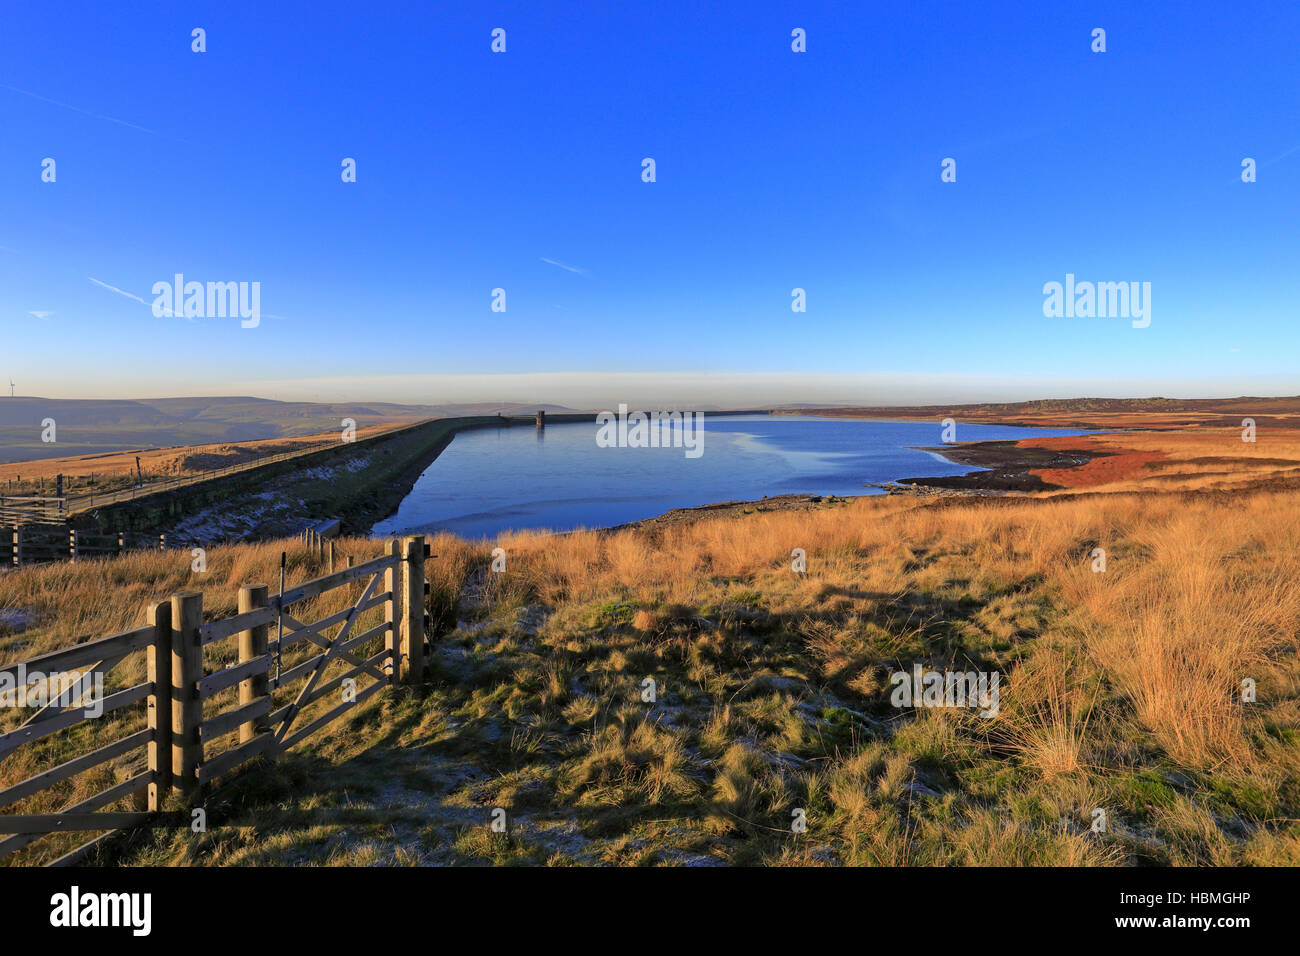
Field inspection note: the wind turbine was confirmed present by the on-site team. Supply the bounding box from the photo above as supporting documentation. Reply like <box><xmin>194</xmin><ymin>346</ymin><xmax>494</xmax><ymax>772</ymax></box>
<box><xmin>7</xmin><ymin>380</ymin><xmax>13</xmax><ymax>398</ymax></box>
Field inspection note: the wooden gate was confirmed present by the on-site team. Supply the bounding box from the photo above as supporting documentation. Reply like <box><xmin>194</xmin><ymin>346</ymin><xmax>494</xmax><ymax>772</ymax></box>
<box><xmin>0</xmin><ymin>534</ymin><xmax>429</xmax><ymax>865</ymax></box>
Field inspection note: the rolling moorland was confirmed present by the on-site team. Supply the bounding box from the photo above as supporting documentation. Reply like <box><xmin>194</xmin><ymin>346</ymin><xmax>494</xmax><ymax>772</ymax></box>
<box><xmin>1</xmin><ymin>400</ymin><xmax>1298</xmax><ymax>865</ymax></box>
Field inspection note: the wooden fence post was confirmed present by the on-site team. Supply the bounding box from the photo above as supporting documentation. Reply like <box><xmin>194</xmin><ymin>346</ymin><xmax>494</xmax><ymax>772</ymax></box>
<box><xmin>237</xmin><ymin>584</ymin><xmax>270</xmax><ymax>743</ymax></box>
<box><xmin>400</xmin><ymin>535</ymin><xmax>426</xmax><ymax>684</ymax></box>
<box><xmin>328</xmin><ymin>540</ymin><xmax>335</xmax><ymax>575</ymax></box>
<box><xmin>147</xmin><ymin>599</ymin><xmax>173</xmax><ymax>811</ymax></box>
<box><xmin>384</xmin><ymin>540</ymin><xmax>403</xmax><ymax>686</ymax></box>
<box><xmin>170</xmin><ymin>591</ymin><xmax>203</xmax><ymax>798</ymax></box>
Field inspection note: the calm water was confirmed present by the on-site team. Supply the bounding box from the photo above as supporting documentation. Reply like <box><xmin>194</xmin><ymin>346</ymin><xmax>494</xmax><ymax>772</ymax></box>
<box><xmin>371</xmin><ymin>415</ymin><xmax>1093</xmax><ymax>540</ymax></box>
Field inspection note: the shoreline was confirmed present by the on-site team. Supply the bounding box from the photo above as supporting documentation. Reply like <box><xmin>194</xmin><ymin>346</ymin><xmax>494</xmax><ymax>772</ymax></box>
<box><xmin>887</xmin><ymin>439</ymin><xmax>1102</xmax><ymax>493</ymax></box>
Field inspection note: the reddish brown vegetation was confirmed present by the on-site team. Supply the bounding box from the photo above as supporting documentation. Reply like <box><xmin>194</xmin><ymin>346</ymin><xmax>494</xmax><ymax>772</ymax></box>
<box><xmin>1022</xmin><ymin>436</ymin><xmax>1168</xmax><ymax>489</ymax></box>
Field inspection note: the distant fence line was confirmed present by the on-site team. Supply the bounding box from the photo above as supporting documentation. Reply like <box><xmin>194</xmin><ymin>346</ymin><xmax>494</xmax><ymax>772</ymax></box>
<box><xmin>0</xmin><ymin>419</ymin><xmax>434</xmax><ymax>526</ymax></box>
<box><xmin>5</xmin><ymin>525</ymin><xmax>180</xmax><ymax>568</ymax></box>
<box><xmin>0</xmin><ymin>534</ymin><xmax>432</xmax><ymax>866</ymax></box>
<box><xmin>4</xmin><ymin>520</ymin><xmax>349</xmax><ymax>571</ymax></box>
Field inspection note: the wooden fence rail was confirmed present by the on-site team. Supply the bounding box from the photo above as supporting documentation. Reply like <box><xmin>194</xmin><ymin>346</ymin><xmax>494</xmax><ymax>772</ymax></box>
<box><xmin>4</xmin><ymin>526</ymin><xmax>172</xmax><ymax>569</ymax></box>
<box><xmin>0</xmin><ymin>535</ymin><xmax>430</xmax><ymax>866</ymax></box>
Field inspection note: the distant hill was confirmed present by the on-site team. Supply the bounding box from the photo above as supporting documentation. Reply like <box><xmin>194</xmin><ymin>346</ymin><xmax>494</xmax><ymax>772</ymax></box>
<box><xmin>0</xmin><ymin>396</ymin><xmax>579</xmax><ymax>465</ymax></box>
<box><xmin>780</xmin><ymin>396</ymin><xmax>1300</xmax><ymax>430</ymax></box>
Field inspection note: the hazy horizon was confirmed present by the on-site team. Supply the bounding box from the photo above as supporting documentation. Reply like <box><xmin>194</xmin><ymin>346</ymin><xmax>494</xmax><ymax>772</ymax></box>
<box><xmin>6</xmin><ymin>371</ymin><xmax>1299</xmax><ymax>412</ymax></box>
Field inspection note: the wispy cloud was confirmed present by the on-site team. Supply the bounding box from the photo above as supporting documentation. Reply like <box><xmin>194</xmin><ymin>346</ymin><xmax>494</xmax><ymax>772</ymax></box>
<box><xmin>86</xmin><ymin>276</ymin><xmax>277</xmax><ymax>321</ymax></box>
<box><xmin>88</xmin><ymin>276</ymin><xmax>147</xmax><ymax>304</ymax></box>
<box><xmin>90</xmin><ymin>275</ymin><xmax>180</xmax><ymax>317</ymax></box>
<box><xmin>28</xmin><ymin>310</ymin><xmax>54</xmax><ymax>320</ymax></box>
<box><xmin>1226</xmin><ymin>144</ymin><xmax>1300</xmax><ymax>184</ymax></box>
<box><xmin>0</xmin><ymin>83</ymin><xmax>159</xmax><ymax>135</ymax></box>
<box><xmin>540</xmin><ymin>257</ymin><xmax>591</xmax><ymax>277</ymax></box>
<box><xmin>1266</xmin><ymin>143</ymin><xmax>1300</xmax><ymax>165</ymax></box>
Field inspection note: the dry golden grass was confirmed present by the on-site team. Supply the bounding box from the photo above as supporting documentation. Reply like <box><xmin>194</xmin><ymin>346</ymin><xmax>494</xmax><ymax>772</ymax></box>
<box><xmin>490</xmin><ymin>489</ymin><xmax>1298</xmax><ymax>775</ymax></box>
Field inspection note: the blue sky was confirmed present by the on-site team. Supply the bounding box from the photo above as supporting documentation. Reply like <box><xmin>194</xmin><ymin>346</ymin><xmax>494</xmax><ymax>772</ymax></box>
<box><xmin>2</xmin><ymin>1</ymin><xmax>1297</xmax><ymax>406</ymax></box>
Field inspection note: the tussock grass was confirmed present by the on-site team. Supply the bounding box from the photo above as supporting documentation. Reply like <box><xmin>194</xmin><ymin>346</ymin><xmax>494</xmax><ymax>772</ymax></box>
<box><xmin>4</xmin><ymin>470</ymin><xmax>1298</xmax><ymax>866</ymax></box>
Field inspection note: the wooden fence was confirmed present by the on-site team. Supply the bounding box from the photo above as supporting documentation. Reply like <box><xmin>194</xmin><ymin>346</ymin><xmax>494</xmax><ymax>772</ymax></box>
<box><xmin>4</xmin><ymin>525</ymin><xmax>175</xmax><ymax>568</ymax></box>
<box><xmin>0</xmin><ymin>496</ymin><xmax>65</xmax><ymax>526</ymax></box>
<box><xmin>0</xmin><ymin>535</ymin><xmax>429</xmax><ymax>866</ymax></box>
<box><xmin>4</xmin><ymin>516</ymin><xmax>340</xmax><ymax>572</ymax></box>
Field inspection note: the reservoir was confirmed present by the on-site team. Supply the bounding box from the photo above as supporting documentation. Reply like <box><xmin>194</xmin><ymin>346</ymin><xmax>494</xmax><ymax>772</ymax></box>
<box><xmin>371</xmin><ymin>415</ymin><xmax>1093</xmax><ymax>540</ymax></box>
